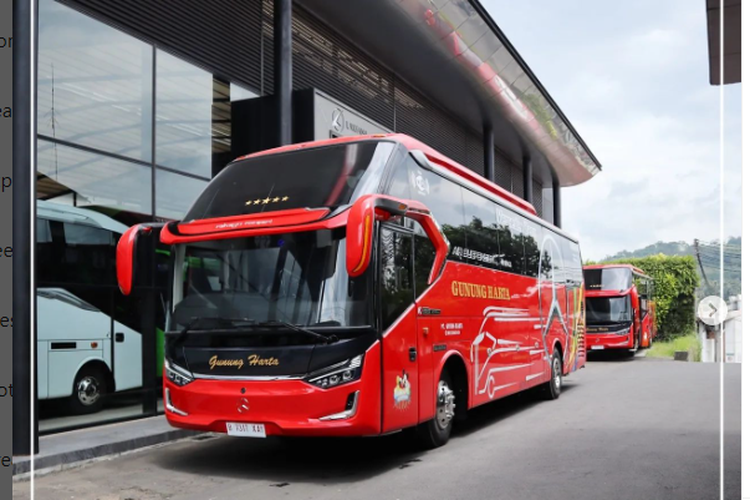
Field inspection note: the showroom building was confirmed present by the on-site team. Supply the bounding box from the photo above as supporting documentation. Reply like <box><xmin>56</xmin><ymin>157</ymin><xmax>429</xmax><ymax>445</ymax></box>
<box><xmin>14</xmin><ymin>0</ymin><xmax>600</xmax><ymax>451</ymax></box>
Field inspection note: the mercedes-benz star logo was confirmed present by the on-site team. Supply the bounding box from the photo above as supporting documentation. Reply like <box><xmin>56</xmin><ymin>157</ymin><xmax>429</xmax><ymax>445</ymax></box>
<box><xmin>332</xmin><ymin>108</ymin><xmax>344</xmax><ymax>133</ymax></box>
<box><xmin>237</xmin><ymin>397</ymin><xmax>250</xmax><ymax>414</ymax></box>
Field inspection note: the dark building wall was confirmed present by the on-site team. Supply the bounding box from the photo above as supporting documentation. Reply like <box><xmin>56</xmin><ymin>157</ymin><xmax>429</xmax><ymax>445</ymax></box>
<box><xmin>62</xmin><ymin>0</ymin><xmax>541</xmax><ymax>216</ymax></box>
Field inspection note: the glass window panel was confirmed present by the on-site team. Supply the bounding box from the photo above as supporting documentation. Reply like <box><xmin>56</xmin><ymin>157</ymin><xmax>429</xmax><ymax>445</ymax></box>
<box><xmin>155</xmin><ymin>169</ymin><xmax>208</xmax><ymax>221</ymax></box>
<box><xmin>37</xmin><ymin>285</ymin><xmax>150</xmax><ymax>432</ymax></box>
<box><xmin>231</xmin><ymin>83</ymin><xmax>259</xmax><ymax>102</ymax></box>
<box><xmin>37</xmin><ymin>0</ymin><xmax>153</xmax><ymax>162</ymax></box>
<box><xmin>37</xmin><ymin>139</ymin><xmax>152</xmax><ymax>216</ymax></box>
<box><xmin>494</xmin><ymin>204</ymin><xmax>527</xmax><ymax>275</ymax></box>
<box><xmin>156</xmin><ymin>50</ymin><xmax>243</xmax><ymax>178</ymax></box>
<box><xmin>410</xmin><ymin>168</ymin><xmax>465</xmax><ymax>261</ymax></box>
<box><xmin>461</xmin><ymin>189</ymin><xmax>501</xmax><ymax>269</ymax></box>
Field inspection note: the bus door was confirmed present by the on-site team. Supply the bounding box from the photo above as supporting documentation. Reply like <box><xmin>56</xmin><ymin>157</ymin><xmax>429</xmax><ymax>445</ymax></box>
<box><xmin>378</xmin><ymin>225</ymin><xmax>421</xmax><ymax>432</ymax></box>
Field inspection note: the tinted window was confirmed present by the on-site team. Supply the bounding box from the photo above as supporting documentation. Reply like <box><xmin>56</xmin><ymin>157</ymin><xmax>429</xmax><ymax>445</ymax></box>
<box><xmin>379</xmin><ymin>227</ymin><xmax>414</xmax><ymax>328</ymax></box>
<box><xmin>562</xmin><ymin>239</ymin><xmax>583</xmax><ymax>284</ymax></box>
<box><xmin>586</xmin><ymin>296</ymin><xmax>633</xmax><ymax>324</ymax></box>
<box><xmin>529</xmin><ymin>227</ymin><xmax>556</xmax><ymax>281</ymax></box>
<box><xmin>170</xmin><ymin>228</ymin><xmax>372</xmax><ymax>329</ymax></box>
<box><xmin>37</xmin><ymin>220</ymin><xmax>117</xmax><ymax>286</ymax></box>
<box><xmin>414</xmin><ymin>235</ymin><xmax>437</xmax><ymax>297</ymax></box>
<box><xmin>523</xmin><ymin>220</ymin><xmax>542</xmax><ymax>278</ymax></box>
<box><xmin>495</xmin><ymin>204</ymin><xmax>527</xmax><ymax>275</ymax></box>
<box><xmin>461</xmin><ymin>189</ymin><xmax>500</xmax><ymax>269</ymax></box>
<box><xmin>385</xmin><ymin>153</ymin><xmax>414</xmax><ymax>200</ymax></box>
<box><xmin>408</xmin><ymin>168</ymin><xmax>465</xmax><ymax>261</ymax></box>
<box><xmin>584</xmin><ymin>268</ymin><xmax>632</xmax><ymax>291</ymax></box>
<box><xmin>185</xmin><ymin>141</ymin><xmax>395</xmax><ymax>221</ymax></box>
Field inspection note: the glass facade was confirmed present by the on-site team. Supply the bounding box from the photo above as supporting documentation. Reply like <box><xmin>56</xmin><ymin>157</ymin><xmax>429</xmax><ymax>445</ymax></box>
<box><xmin>36</xmin><ymin>0</ymin><xmax>258</xmax><ymax>433</ymax></box>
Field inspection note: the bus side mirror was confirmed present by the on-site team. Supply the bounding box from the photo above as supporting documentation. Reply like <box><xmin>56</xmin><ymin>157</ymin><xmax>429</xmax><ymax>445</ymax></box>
<box><xmin>116</xmin><ymin>224</ymin><xmax>161</xmax><ymax>295</ymax></box>
<box><xmin>346</xmin><ymin>194</ymin><xmax>448</xmax><ymax>284</ymax></box>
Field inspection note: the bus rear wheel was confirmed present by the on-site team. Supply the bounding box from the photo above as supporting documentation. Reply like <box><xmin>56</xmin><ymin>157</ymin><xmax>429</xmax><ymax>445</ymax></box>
<box><xmin>539</xmin><ymin>350</ymin><xmax>562</xmax><ymax>400</ymax></box>
<box><xmin>416</xmin><ymin>370</ymin><xmax>456</xmax><ymax>449</ymax></box>
<box><xmin>69</xmin><ymin>365</ymin><xmax>107</xmax><ymax>415</ymax></box>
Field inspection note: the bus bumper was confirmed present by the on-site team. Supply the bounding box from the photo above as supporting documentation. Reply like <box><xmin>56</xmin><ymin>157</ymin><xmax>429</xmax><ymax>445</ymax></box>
<box><xmin>162</xmin><ymin>355</ymin><xmax>382</xmax><ymax>437</ymax></box>
<box><xmin>586</xmin><ymin>333</ymin><xmax>634</xmax><ymax>351</ymax></box>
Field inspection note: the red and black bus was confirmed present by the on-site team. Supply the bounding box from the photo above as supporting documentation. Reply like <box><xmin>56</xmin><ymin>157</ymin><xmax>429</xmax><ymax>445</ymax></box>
<box><xmin>583</xmin><ymin>264</ymin><xmax>656</xmax><ymax>355</ymax></box>
<box><xmin>117</xmin><ymin>134</ymin><xmax>586</xmax><ymax>448</ymax></box>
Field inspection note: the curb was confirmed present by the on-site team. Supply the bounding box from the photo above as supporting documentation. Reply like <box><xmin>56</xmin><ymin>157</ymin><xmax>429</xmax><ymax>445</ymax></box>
<box><xmin>13</xmin><ymin>428</ymin><xmax>199</xmax><ymax>476</ymax></box>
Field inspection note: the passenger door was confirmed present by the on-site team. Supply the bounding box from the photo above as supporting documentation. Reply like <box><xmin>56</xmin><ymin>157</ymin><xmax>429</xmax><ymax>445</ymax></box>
<box><xmin>378</xmin><ymin>225</ymin><xmax>419</xmax><ymax>432</ymax></box>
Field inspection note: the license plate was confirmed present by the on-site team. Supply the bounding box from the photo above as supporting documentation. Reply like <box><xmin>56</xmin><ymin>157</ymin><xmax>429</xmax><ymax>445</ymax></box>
<box><xmin>591</xmin><ymin>345</ymin><xmax>605</xmax><ymax>350</ymax></box>
<box><xmin>226</xmin><ymin>422</ymin><xmax>266</xmax><ymax>438</ymax></box>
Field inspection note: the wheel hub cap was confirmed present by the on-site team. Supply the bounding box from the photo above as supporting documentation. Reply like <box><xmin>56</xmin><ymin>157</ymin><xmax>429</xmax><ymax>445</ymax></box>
<box><xmin>436</xmin><ymin>380</ymin><xmax>456</xmax><ymax>430</ymax></box>
<box><xmin>77</xmin><ymin>376</ymin><xmax>101</xmax><ymax>406</ymax></box>
<box><xmin>553</xmin><ymin>358</ymin><xmax>562</xmax><ymax>391</ymax></box>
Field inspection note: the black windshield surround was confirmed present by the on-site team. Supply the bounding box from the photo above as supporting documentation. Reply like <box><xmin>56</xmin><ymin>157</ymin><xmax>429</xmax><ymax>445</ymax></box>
<box><xmin>584</xmin><ymin>268</ymin><xmax>632</xmax><ymax>291</ymax></box>
<box><xmin>183</xmin><ymin>141</ymin><xmax>396</xmax><ymax>221</ymax></box>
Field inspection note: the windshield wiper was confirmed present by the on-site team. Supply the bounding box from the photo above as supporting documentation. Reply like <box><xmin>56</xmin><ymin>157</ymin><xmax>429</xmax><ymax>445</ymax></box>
<box><xmin>258</xmin><ymin>320</ymin><xmax>338</xmax><ymax>344</ymax></box>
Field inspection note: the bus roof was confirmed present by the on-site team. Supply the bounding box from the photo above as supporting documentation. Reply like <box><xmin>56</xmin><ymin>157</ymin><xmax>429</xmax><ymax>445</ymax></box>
<box><xmin>584</xmin><ymin>263</ymin><xmax>649</xmax><ymax>277</ymax></box>
<box><xmin>232</xmin><ymin>133</ymin><xmax>538</xmax><ymax>217</ymax></box>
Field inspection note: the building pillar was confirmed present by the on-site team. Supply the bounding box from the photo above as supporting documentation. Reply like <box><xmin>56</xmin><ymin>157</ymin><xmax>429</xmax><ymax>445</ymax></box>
<box><xmin>552</xmin><ymin>176</ymin><xmax>561</xmax><ymax>228</ymax></box>
<box><xmin>523</xmin><ymin>154</ymin><xmax>533</xmax><ymax>204</ymax></box>
<box><xmin>274</xmin><ymin>0</ymin><xmax>293</xmax><ymax>146</ymax></box>
<box><xmin>483</xmin><ymin>124</ymin><xmax>494</xmax><ymax>182</ymax></box>
<box><xmin>13</xmin><ymin>0</ymin><xmax>38</xmax><ymax>456</ymax></box>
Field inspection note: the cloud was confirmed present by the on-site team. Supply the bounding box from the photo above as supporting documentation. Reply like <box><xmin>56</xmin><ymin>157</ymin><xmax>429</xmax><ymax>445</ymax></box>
<box><xmin>489</xmin><ymin>0</ymin><xmax>740</xmax><ymax>261</ymax></box>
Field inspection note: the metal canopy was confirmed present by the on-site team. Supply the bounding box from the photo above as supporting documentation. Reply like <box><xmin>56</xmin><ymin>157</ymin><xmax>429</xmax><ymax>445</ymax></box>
<box><xmin>706</xmin><ymin>0</ymin><xmax>741</xmax><ymax>85</ymax></box>
<box><xmin>298</xmin><ymin>0</ymin><xmax>601</xmax><ymax>187</ymax></box>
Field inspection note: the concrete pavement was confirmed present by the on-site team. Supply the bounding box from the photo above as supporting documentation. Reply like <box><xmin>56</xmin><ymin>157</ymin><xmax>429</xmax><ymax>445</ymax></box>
<box><xmin>13</xmin><ymin>357</ymin><xmax>740</xmax><ymax>500</ymax></box>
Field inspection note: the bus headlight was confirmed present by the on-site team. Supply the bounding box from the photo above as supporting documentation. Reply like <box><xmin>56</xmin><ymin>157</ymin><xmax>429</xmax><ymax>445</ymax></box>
<box><xmin>307</xmin><ymin>355</ymin><xmax>363</xmax><ymax>389</ymax></box>
<box><xmin>165</xmin><ymin>358</ymin><xmax>194</xmax><ymax>387</ymax></box>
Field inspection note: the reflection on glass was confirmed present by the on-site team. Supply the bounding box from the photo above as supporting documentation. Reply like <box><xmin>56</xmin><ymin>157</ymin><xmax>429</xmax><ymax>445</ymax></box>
<box><xmin>37</xmin><ymin>0</ymin><xmax>153</xmax><ymax>162</ymax></box>
<box><xmin>156</xmin><ymin>50</ymin><xmax>213</xmax><ymax>177</ymax></box>
<box><xmin>586</xmin><ymin>296</ymin><xmax>633</xmax><ymax>324</ymax></box>
<box><xmin>37</xmin><ymin>139</ymin><xmax>152</xmax><ymax>216</ymax></box>
<box><xmin>36</xmin><ymin>202</ymin><xmax>148</xmax><ymax>430</ymax></box>
<box><xmin>584</xmin><ymin>268</ymin><xmax>633</xmax><ymax>292</ymax></box>
<box><xmin>155</xmin><ymin>169</ymin><xmax>208</xmax><ymax>220</ymax></box>
<box><xmin>231</xmin><ymin>83</ymin><xmax>259</xmax><ymax>102</ymax></box>
<box><xmin>156</xmin><ymin>51</ymin><xmax>253</xmax><ymax>178</ymax></box>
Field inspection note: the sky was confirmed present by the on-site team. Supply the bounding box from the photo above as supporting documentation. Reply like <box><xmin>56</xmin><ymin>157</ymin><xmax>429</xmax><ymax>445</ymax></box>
<box><xmin>486</xmin><ymin>0</ymin><xmax>741</xmax><ymax>261</ymax></box>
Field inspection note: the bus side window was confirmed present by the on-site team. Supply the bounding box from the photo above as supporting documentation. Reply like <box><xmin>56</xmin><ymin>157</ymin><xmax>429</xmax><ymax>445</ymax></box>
<box><xmin>411</xmin><ymin>167</ymin><xmax>466</xmax><ymax>261</ymax></box>
<box><xmin>379</xmin><ymin>226</ymin><xmax>414</xmax><ymax>328</ymax></box>
<box><xmin>385</xmin><ymin>154</ymin><xmax>413</xmax><ymax>201</ymax></box>
<box><xmin>414</xmin><ymin>235</ymin><xmax>436</xmax><ymax>297</ymax></box>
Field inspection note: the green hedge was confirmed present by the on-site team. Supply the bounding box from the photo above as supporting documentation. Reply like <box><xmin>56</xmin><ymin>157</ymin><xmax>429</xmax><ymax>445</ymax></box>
<box><xmin>598</xmin><ymin>254</ymin><xmax>699</xmax><ymax>340</ymax></box>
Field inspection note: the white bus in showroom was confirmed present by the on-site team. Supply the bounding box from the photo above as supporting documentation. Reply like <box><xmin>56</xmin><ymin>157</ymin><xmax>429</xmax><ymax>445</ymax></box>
<box><xmin>36</xmin><ymin>200</ymin><xmax>143</xmax><ymax>414</ymax></box>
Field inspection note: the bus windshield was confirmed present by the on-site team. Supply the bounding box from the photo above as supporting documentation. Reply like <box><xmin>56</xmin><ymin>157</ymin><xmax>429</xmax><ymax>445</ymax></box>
<box><xmin>183</xmin><ymin>141</ymin><xmax>395</xmax><ymax>221</ymax></box>
<box><xmin>584</xmin><ymin>268</ymin><xmax>632</xmax><ymax>291</ymax></box>
<box><xmin>585</xmin><ymin>296</ymin><xmax>633</xmax><ymax>324</ymax></box>
<box><xmin>168</xmin><ymin>229</ymin><xmax>373</xmax><ymax>331</ymax></box>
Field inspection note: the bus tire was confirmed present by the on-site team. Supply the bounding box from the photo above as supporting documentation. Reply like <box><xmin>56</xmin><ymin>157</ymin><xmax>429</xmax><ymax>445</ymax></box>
<box><xmin>539</xmin><ymin>350</ymin><xmax>562</xmax><ymax>400</ymax></box>
<box><xmin>416</xmin><ymin>370</ymin><xmax>456</xmax><ymax>449</ymax></box>
<box><xmin>628</xmin><ymin>334</ymin><xmax>640</xmax><ymax>357</ymax></box>
<box><xmin>69</xmin><ymin>365</ymin><xmax>107</xmax><ymax>415</ymax></box>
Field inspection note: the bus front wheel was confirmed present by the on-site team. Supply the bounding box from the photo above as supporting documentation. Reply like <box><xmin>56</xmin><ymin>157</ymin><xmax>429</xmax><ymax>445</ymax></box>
<box><xmin>416</xmin><ymin>370</ymin><xmax>456</xmax><ymax>449</ymax></box>
<box><xmin>69</xmin><ymin>365</ymin><xmax>107</xmax><ymax>415</ymax></box>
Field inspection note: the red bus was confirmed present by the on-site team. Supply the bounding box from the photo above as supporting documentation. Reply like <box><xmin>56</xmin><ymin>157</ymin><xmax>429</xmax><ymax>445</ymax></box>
<box><xmin>117</xmin><ymin>134</ymin><xmax>586</xmax><ymax>448</ymax></box>
<box><xmin>583</xmin><ymin>264</ymin><xmax>656</xmax><ymax>355</ymax></box>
